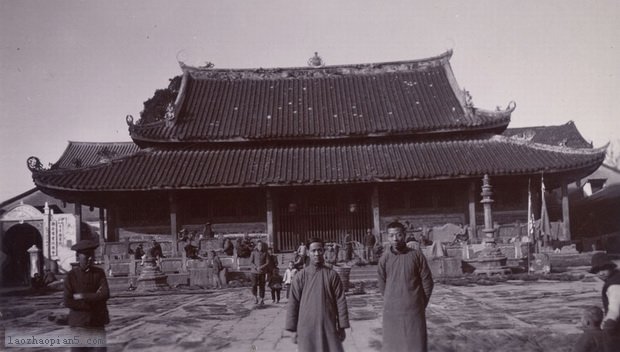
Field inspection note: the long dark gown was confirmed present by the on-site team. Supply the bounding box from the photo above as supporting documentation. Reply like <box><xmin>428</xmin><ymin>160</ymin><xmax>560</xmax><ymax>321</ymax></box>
<box><xmin>378</xmin><ymin>246</ymin><xmax>434</xmax><ymax>352</ymax></box>
<box><xmin>285</xmin><ymin>264</ymin><xmax>350</xmax><ymax>352</ymax></box>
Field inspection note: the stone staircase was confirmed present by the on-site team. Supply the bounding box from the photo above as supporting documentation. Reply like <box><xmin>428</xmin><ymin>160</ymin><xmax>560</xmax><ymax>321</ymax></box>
<box><xmin>349</xmin><ymin>264</ymin><xmax>378</xmax><ymax>282</ymax></box>
<box><xmin>276</xmin><ymin>252</ymin><xmax>379</xmax><ymax>282</ymax></box>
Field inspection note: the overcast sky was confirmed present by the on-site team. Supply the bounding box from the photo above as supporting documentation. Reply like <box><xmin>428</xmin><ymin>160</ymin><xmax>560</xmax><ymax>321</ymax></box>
<box><xmin>1</xmin><ymin>0</ymin><xmax>619</xmax><ymax>202</ymax></box>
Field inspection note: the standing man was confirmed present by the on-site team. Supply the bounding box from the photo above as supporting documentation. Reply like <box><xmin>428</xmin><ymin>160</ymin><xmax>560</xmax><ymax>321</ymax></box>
<box><xmin>364</xmin><ymin>229</ymin><xmax>377</xmax><ymax>263</ymax></box>
<box><xmin>133</xmin><ymin>244</ymin><xmax>145</xmax><ymax>261</ymax></box>
<box><xmin>343</xmin><ymin>232</ymin><xmax>353</xmax><ymax>262</ymax></box>
<box><xmin>378</xmin><ymin>221</ymin><xmax>434</xmax><ymax>352</ymax></box>
<box><xmin>64</xmin><ymin>239</ymin><xmax>110</xmax><ymax>351</ymax></box>
<box><xmin>285</xmin><ymin>237</ymin><xmax>350</xmax><ymax>352</ymax></box>
<box><xmin>589</xmin><ymin>252</ymin><xmax>620</xmax><ymax>333</ymax></box>
<box><xmin>149</xmin><ymin>238</ymin><xmax>164</xmax><ymax>267</ymax></box>
<box><xmin>266</xmin><ymin>247</ymin><xmax>279</xmax><ymax>282</ymax></box>
<box><xmin>249</xmin><ymin>240</ymin><xmax>270</xmax><ymax>305</ymax></box>
<box><xmin>211</xmin><ymin>250</ymin><xmax>224</xmax><ymax>289</ymax></box>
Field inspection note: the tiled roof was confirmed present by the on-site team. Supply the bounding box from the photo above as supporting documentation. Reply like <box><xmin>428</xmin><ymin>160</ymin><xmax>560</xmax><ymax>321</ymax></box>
<box><xmin>32</xmin><ymin>136</ymin><xmax>604</xmax><ymax>192</ymax></box>
<box><xmin>129</xmin><ymin>51</ymin><xmax>512</xmax><ymax>144</ymax></box>
<box><xmin>503</xmin><ymin>121</ymin><xmax>592</xmax><ymax>149</ymax></box>
<box><xmin>53</xmin><ymin>141</ymin><xmax>139</xmax><ymax>169</ymax></box>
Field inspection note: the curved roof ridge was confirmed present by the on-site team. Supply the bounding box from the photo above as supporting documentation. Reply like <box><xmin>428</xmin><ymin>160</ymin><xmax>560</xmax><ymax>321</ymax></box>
<box><xmin>66</xmin><ymin>140</ymin><xmax>135</xmax><ymax>145</ymax></box>
<box><xmin>40</xmin><ymin>147</ymin><xmax>155</xmax><ymax>176</ymax></box>
<box><xmin>183</xmin><ymin>50</ymin><xmax>454</xmax><ymax>80</ymax></box>
<box><xmin>507</xmin><ymin>120</ymin><xmax>577</xmax><ymax>131</ymax></box>
<box><xmin>472</xmin><ymin>101</ymin><xmax>516</xmax><ymax>119</ymax></box>
<box><xmin>503</xmin><ymin>120</ymin><xmax>592</xmax><ymax>149</ymax></box>
<box><xmin>491</xmin><ymin>134</ymin><xmax>606</xmax><ymax>155</ymax></box>
<box><xmin>51</xmin><ymin>141</ymin><xmax>142</xmax><ymax>171</ymax></box>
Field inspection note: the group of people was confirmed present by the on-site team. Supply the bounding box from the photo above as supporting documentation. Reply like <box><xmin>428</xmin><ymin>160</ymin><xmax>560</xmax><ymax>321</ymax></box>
<box><xmin>62</xmin><ymin>220</ymin><xmax>620</xmax><ymax>352</ymax></box>
<box><xmin>284</xmin><ymin>221</ymin><xmax>434</xmax><ymax>351</ymax></box>
<box><xmin>128</xmin><ymin>239</ymin><xmax>164</xmax><ymax>266</ymax></box>
<box><xmin>293</xmin><ymin>229</ymin><xmax>378</xmax><ymax>270</ymax></box>
<box><xmin>249</xmin><ymin>241</ymin><xmax>293</xmax><ymax>305</ymax></box>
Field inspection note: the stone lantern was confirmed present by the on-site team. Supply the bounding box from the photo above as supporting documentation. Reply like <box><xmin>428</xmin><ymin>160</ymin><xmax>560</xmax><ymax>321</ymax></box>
<box><xmin>464</xmin><ymin>174</ymin><xmax>510</xmax><ymax>275</ymax></box>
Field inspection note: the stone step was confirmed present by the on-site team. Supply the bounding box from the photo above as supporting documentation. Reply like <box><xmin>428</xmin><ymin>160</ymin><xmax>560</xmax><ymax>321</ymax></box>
<box><xmin>348</xmin><ymin>265</ymin><xmax>378</xmax><ymax>282</ymax></box>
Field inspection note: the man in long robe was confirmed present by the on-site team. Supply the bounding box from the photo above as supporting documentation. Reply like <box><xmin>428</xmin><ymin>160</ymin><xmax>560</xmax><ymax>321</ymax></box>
<box><xmin>378</xmin><ymin>221</ymin><xmax>434</xmax><ymax>352</ymax></box>
<box><xmin>285</xmin><ymin>237</ymin><xmax>350</xmax><ymax>352</ymax></box>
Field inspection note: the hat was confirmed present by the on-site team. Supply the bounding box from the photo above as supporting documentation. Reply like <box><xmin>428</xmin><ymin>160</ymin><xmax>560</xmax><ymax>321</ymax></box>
<box><xmin>581</xmin><ymin>306</ymin><xmax>603</xmax><ymax>325</ymax></box>
<box><xmin>589</xmin><ymin>252</ymin><xmax>616</xmax><ymax>273</ymax></box>
<box><xmin>307</xmin><ymin>237</ymin><xmax>324</xmax><ymax>246</ymax></box>
<box><xmin>71</xmin><ymin>239</ymin><xmax>99</xmax><ymax>253</ymax></box>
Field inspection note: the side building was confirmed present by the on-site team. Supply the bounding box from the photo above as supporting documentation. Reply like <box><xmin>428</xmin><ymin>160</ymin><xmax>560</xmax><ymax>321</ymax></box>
<box><xmin>0</xmin><ymin>142</ymin><xmax>139</xmax><ymax>284</ymax></box>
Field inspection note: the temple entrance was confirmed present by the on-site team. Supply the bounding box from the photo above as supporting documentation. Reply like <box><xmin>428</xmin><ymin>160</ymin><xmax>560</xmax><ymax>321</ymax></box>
<box><xmin>274</xmin><ymin>187</ymin><xmax>372</xmax><ymax>251</ymax></box>
<box><xmin>1</xmin><ymin>223</ymin><xmax>43</xmax><ymax>286</ymax></box>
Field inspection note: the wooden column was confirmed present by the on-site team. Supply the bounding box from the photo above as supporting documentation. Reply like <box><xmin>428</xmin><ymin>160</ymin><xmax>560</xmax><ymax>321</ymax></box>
<box><xmin>98</xmin><ymin>208</ymin><xmax>106</xmax><ymax>242</ymax></box>
<box><xmin>106</xmin><ymin>207</ymin><xmax>118</xmax><ymax>242</ymax></box>
<box><xmin>266</xmin><ymin>190</ymin><xmax>274</xmax><ymax>249</ymax></box>
<box><xmin>561</xmin><ymin>183</ymin><xmax>571</xmax><ymax>241</ymax></box>
<box><xmin>371</xmin><ymin>185</ymin><xmax>381</xmax><ymax>243</ymax></box>
<box><xmin>468</xmin><ymin>181</ymin><xmax>478</xmax><ymax>242</ymax></box>
<box><xmin>169</xmin><ymin>193</ymin><xmax>179</xmax><ymax>256</ymax></box>
<box><xmin>74</xmin><ymin>202</ymin><xmax>82</xmax><ymax>242</ymax></box>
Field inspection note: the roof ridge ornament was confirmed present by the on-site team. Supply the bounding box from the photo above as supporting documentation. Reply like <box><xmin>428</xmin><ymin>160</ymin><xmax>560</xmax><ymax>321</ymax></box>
<box><xmin>164</xmin><ymin>102</ymin><xmax>176</xmax><ymax>127</ymax></box>
<box><xmin>463</xmin><ymin>88</ymin><xmax>474</xmax><ymax>109</ymax></box>
<box><xmin>506</xmin><ymin>101</ymin><xmax>516</xmax><ymax>112</ymax></box>
<box><xmin>200</xmin><ymin>61</ymin><xmax>215</xmax><ymax>69</ymax></box>
<box><xmin>308</xmin><ymin>52</ymin><xmax>325</xmax><ymax>68</ymax></box>
<box><xmin>27</xmin><ymin>156</ymin><xmax>44</xmax><ymax>172</ymax></box>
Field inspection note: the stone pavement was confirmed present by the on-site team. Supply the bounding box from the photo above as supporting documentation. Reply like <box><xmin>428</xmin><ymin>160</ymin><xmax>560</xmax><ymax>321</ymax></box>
<box><xmin>0</xmin><ymin>272</ymin><xmax>606</xmax><ymax>352</ymax></box>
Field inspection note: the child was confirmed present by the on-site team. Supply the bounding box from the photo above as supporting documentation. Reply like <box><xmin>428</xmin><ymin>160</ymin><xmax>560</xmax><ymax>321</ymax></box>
<box><xmin>282</xmin><ymin>261</ymin><xmax>298</xmax><ymax>300</ymax></box>
<box><xmin>268</xmin><ymin>268</ymin><xmax>283</xmax><ymax>303</ymax></box>
<box><xmin>573</xmin><ymin>306</ymin><xmax>605</xmax><ymax>352</ymax></box>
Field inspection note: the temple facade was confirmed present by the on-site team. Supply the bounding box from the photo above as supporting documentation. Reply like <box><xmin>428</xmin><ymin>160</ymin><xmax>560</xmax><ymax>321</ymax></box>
<box><xmin>27</xmin><ymin>51</ymin><xmax>605</xmax><ymax>256</ymax></box>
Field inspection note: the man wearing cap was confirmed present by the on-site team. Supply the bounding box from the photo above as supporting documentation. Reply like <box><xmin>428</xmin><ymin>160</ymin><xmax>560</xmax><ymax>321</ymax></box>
<box><xmin>285</xmin><ymin>237</ymin><xmax>350</xmax><ymax>352</ymax></box>
<box><xmin>64</xmin><ymin>239</ymin><xmax>110</xmax><ymax>334</ymax></box>
<box><xmin>589</xmin><ymin>252</ymin><xmax>620</xmax><ymax>333</ymax></box>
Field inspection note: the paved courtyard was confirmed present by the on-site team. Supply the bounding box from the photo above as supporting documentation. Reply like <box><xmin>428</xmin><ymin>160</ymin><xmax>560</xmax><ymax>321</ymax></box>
<box><xmin>0</xmin><ymin>270</ymin><xmax>605</xmax><ymax>352</ymax></box>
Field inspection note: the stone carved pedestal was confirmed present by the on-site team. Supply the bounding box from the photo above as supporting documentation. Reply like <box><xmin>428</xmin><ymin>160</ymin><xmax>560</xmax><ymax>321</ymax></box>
<box><xmin>464</xmin><ymin>240</ymin><xmax>510</xmax><ymax>275</ymax></box>
<box><xmin>464</xmin><ymin>174</ymin><xmax>511</xmax><ymax>275</ymax></box>
<box><xmin>136</xmin><ymin>256</ymin><xmax>169</xmax><ymax>291</ymax></box>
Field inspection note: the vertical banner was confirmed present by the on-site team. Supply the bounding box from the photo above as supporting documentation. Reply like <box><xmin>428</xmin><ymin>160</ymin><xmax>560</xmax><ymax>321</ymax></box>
<box><xmin>50</xmin><ymin>218</ymin><xmax>57</xmax><ymax>257</ymax></box>
<box><xmin>527</xmin><ymin>178</ymin><xmax>533</xmax><ymax>242</ymax></box>
<box><xmin>540</xmin><ymin>174</ymin><xmax>551</xmax><ymax>247</ymax></box>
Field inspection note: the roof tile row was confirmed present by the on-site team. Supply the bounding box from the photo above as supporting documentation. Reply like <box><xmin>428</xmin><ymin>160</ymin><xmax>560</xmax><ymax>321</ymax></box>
<box><xmin>130</xmin><ymin>57</ymin><xmax>511</xmax><ymax>143</ymax></box>
<box><xmin>34</xmin><ymin>137</ymin><xmax>604</xmax><ymax>191</ymax></box>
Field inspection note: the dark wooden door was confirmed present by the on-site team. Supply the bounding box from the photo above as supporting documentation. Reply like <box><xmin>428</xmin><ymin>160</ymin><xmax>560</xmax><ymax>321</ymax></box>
<box><xmin>274</xmin><ymin>187</ymin><xmax>372</xmax><ymax>251</ymax></box>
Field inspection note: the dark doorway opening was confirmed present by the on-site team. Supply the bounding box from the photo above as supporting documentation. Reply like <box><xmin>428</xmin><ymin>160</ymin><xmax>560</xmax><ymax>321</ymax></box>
<box><xmin>2</xmin><ymin>223</ymin><xmax>43</xmax><ymax>286</ymax></box>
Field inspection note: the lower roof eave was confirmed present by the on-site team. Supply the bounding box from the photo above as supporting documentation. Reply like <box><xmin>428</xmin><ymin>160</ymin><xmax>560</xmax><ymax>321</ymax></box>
<box><xmin>33</xmin><ymin>163</ymin><xmax>602</xmax><ymax>199</ymax></box>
